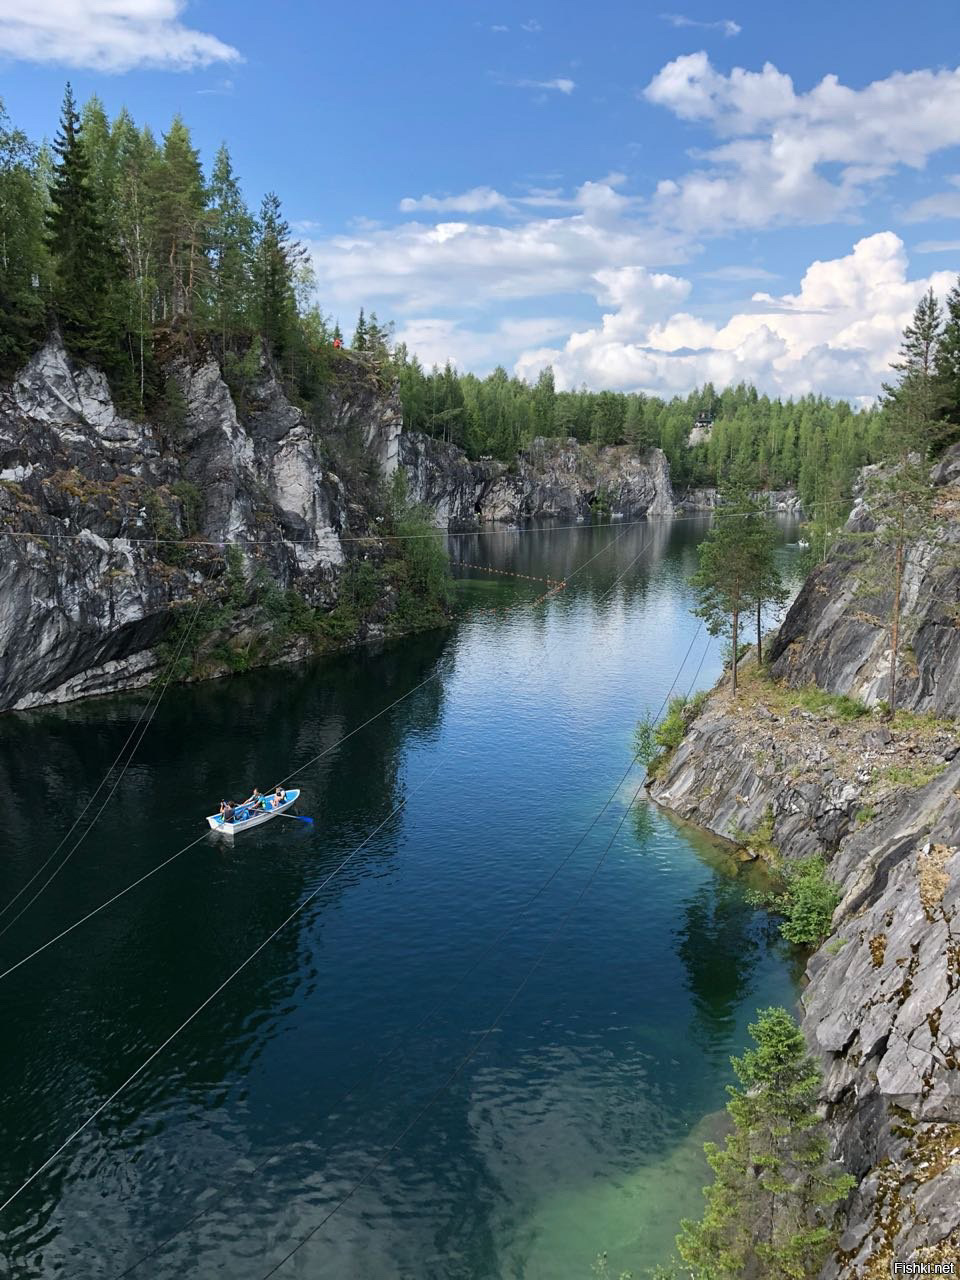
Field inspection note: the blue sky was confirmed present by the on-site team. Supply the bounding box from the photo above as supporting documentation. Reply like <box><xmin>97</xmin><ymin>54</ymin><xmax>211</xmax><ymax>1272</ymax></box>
<box><xmin>2</xmin><ymin>0</ymin><xmax>960</xmax><ymax>401</ymax></box>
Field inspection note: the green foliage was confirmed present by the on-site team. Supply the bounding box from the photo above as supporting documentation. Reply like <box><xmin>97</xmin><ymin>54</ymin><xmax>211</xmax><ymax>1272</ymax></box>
<box><xmin>873</xmin><ymin>761</ymin><xmax>946</xmax><ymax>789</ymax></box>
<box><xmin>785</xmin><ymin>687</ymin><xmax>869</xmax><ymax>719</ymax></box>
<box><xmin>254</xmin><ymin>191</ymin><xmax>306</xmax><ymax>358</ymax></box>
<box><xmin>46</xmin><ymin>84</ymin><xmax>124</xmax><ymax>372</ymax></box>
<box><xmin>170</xmin><ymin>479</ymin><xmax>202</xmax><ymax>536</ymax></box>
<box><xmin>690</xmin><ymin>482</ymin><xmax>785</xmax><ymax>691</ymax></box>
<box><xmin>677</xmin><ymin>1008</ymin><xmax>854</xmax><ymax>1280</ymax></box>
<box><xmin>0</xmin><ymin>98</ymin><xmax>48</xmax><ymax>372</ymax></box>
<box><xmin>634</xmin><ymin>691</ymin><xmax>709</xmax><ymax>774</ymax></box>
<box><xmin>751</xmin><ymin>856</ymin><xmax>841</xmax><ymax>946</ymax></box>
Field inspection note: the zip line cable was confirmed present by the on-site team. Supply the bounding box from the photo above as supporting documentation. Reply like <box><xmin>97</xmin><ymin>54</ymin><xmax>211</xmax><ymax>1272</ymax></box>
<box><xmin>0</xmin><ymin>594</ymin><xmax>209</xmax><ymax>942</ymax></box>
<box><xmin>0</xmin><ymin>524</ymin><xmax>644</xmax><ymax>1217</ymax></box>
<box><xmin>112</xmin><ymin>528</ymin><xmax>677</xmax><ymax>1277</ymax></box>
<box><xmin>0</xmin><ymin>524</ymin><xmax>635</xmax><ymax>990</ymax></box>
<box><xmin>0</xmin><ymin>757</ymin><xmax>448</xmax><ymax>1218</ymax></box>
<box><xmin>256</xmin><ymin>765</ymin><xmax>662</xmax><ymax>1278</ymax></box>
<box><xmin>253</xmin><ymin>630</ymin><xmax>712</xmax><ymax>1278</ymax></box>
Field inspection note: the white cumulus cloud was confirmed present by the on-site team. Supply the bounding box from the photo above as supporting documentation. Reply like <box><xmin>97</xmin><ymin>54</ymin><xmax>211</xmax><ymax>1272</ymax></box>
<box><xmin>514</xmin><ymin>233</ymin><xmax>956</xmax><ymax>402</ymax></box>
<box><xmin>0</xmin><ymin>0</ymin><xmax>240</xmax><ymax>71</ymax></box>
<box><xmin>644</xmin><ymin>54</ymin><xmax>960</xmax><ymax>230</ymax></box>
<box><xmin>308</xmin><ymin>177</ymin><xmax>688</xmax><ymax>313</ymax></box>
<box><xmin>399</xmin><ymin>187</ymin><xmax>512</xmax><ymax>214</ymax></box>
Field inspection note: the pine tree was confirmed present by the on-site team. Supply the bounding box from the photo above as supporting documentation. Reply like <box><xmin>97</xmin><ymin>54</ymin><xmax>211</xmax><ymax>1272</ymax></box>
<box><xmin>46</xmin><ymin>84</ymin><xmax>122</xmax><ymax>367</ymax></box>
<box><xmin>152</xmin><ymin>114</ymin><xmax>207</xmax><ymax>321</ymax></box>
<box><xmin>690</xmin><ymin>482</ymin><xmax>763</xmax><ymax>694</ymax></box>
<box><xmin>747</xmin><ymin>512</ymin><xmax>787</xmax><ymax>663</ymax></box>
<box><xmin>677</xmin><ymin>1008</ymin><xmax>853</xmax><ymax>1280</ymax></box>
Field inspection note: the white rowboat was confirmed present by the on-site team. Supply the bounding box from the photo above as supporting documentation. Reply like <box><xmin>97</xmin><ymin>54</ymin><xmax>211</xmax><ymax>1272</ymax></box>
<box><xmin>207</xmin><ymin>788</ymin><xmax>301</xmax><ymax>836</ymax></box>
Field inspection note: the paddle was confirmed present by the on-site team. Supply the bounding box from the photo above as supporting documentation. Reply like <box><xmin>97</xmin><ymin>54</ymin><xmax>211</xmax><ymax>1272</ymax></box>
<box><xmin>276</xmin><ymin>813</ymin><xmax>314</xmax><ymax>825</ymax></box>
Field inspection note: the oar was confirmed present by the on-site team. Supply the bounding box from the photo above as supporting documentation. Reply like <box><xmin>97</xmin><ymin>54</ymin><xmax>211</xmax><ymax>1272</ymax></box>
<box><xmin>276</xmin><ymin>813</ymin><xmax>314</xmax><ymax>825</ymax></box>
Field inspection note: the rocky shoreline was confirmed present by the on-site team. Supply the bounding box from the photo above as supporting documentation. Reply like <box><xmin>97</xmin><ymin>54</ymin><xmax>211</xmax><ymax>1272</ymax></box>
<box><xmin>647</xmin><ymin>449</ymin><xmax>960</xmax><ymax>1276</ymax></box>
<box><xmin>0</xmin><ymin>338</ymin><xmax>803</xmax><ymax>712</ymax></box>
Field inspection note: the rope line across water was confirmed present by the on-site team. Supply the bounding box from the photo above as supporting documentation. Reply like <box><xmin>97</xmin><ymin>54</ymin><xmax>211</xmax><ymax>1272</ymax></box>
<box><xmin>1</xmin><ymin>525</ymin><xmax>641</xmax><ymax>1218</ymax></box>
<box><xmin>112</xmin><ymin>527</ymin><xmax>667</xmax><ymax>1277</ymax></box>
<box><xmin>0</xmin><ymin>593</ymin><xmax>210</xmax><ymax>943</ymax></box>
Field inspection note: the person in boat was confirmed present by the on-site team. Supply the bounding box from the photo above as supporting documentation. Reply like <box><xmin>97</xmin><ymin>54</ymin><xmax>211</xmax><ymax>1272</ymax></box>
<box><xmin>274</xmin><ymin>784</ymin><xmax>286</xmax><ymax>806</ymax></box>
<box><xmin>222</xmin><ymin>801</ymin><xmax>236</xmax><ymax>823</ymax></box>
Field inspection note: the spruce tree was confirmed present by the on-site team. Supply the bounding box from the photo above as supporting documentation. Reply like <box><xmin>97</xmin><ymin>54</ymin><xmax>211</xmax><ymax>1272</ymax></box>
<box><xmin>677</xmin><ymin>1007</ymin><xmax>853</xmax><ymax>1280</ymax></box>
<box><xmin>253</xmin><ymin>191</ymin><xmax>305</xmax><ymax>358</ymax></box>
<box><xmin>352</xmin><ymin>306</ymin><xmax>368</xmax><ymax>351</ymax></box>
<box><xmin>46</xmin><ymin>84</ymin><xmax>122</xmax><ymax>367</ymax></box>
<box><xmin>533</xmin><ymin>365</ymin><xmax>556</xmax><ymax>436</ymax></box>
<box><xmin>209</xmin><ymin>144</ymin><xmax>254</xmax><ymax>347</ymax></box>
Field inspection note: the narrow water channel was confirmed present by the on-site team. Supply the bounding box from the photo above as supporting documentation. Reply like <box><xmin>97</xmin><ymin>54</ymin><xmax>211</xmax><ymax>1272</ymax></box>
<box><xmin>0</xmin><ymin>517</ymin><xmax>802</xmax><ymax>1279</ymax></box>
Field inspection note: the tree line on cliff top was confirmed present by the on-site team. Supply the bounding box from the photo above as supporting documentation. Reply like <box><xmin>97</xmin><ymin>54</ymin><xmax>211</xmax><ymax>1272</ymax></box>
<box><xmin>4</xmin><ymin>87</ymin><xmax>960</xmax><ymax>517</ymax></box>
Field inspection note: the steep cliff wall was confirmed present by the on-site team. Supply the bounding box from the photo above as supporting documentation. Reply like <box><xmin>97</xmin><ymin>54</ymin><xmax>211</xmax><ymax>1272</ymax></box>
<box><xmin>400</xmin><ymin>432</ymin><xmax>675</xmax><ymax>526</ymax></box>
<box><xmin>647</xmin><ymin>459</ymin><xmax>960</xmax><ymax>1275</ymax></box>
<box><xmin>768</xmin><ymin>446</ymin><xmax>960</xmax><ymax>717</ymax></box>
<box><xmin>0</xmin><ymin>337</ymin><xmax>406</xmax><ymax>711</ymax></box>
<box><xmin>674</xmin><ymin>486</ymin><xmax>804</xmax><ymax>515</ymax></box>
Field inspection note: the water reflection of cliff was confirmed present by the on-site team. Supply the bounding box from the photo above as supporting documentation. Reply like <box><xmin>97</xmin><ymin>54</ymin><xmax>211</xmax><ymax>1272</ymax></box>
<box><xmin>0</xmin><ymin>629</ymin><xmax>450</xmax><ymax>1277</ymax></box>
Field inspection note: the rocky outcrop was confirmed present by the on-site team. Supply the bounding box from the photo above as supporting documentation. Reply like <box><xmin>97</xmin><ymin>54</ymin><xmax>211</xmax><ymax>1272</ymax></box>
<box><xmin>400</xmin><ymin>433</ymin><xmax>675</xmax><ymax>526</ymax></box>
<box><xmin>769</xmin><ymin>445</ymin><xmax>960</xmax><ymax>717</ymax></box>
<box><xmin>674</xmin><ymin>486</ymin><xmax>804</xmax><ymax>515</ymax></box>
<box><xmin>649</xmin><ymin>674</ymin><xmax>960</xmax><ymax>1275</ymax></box>
<box><xmin>648</xmin><ymin>456</ymin><xmax>960</xmax><ymax>1275</ymax></box>
<box><xmin>0</xmin><ymin>336</ymin><xmax>404</xmax><ymax>711</ymax></box>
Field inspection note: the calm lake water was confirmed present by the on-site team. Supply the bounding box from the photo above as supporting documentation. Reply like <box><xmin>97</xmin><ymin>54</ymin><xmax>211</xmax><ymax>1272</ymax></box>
<box><xmin>0</xmin><ymin>517</ymin><xmax>802</xmax><ymax>1280</ymax></box>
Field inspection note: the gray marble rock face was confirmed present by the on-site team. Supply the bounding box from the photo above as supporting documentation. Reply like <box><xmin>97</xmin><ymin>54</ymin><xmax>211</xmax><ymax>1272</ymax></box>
<box><xmin>648</xmin><ymin>452</ymin><xmax>960</xmax><ymax>1274</ymax></box>
<box><xmin>399</xmin><ymin>432</ymin><xmax>675</xmax><ymax>526</ymax></box>
<box><xmin>768</xmin><ymin>452</ymin><xmax>960</xmax><ymax>719</ymax></box>
<box><xmin>0</xmin><ymin>337</ymin><xmax>403</xmax><ymax>711</ymax></box>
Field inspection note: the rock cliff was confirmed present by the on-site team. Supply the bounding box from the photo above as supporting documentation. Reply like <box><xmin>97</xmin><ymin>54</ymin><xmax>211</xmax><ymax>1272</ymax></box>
<box><xmin>0</xmin><ymin>336</ymin><xmax>406</xmax><ymax>711</ymax></box>
<box><xmin>647</xmin><ymin>461</ymin><xmax>960</xmax><ymax>1275</ymax></box>
<box><xmin>401</xmin><ymin>432</ymin><xmax>675</xmax><ymax>526</ymax></box>
<box><xmin>768</xmin><ymin>445</ymin><xmax>960</xmax><ymax>717</ymax></box>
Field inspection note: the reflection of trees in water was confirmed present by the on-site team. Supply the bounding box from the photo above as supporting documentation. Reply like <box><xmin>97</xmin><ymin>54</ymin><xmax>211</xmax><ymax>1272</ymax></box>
<box><xmin>674</xmin><ymin>875</ymin><xmax>762</xmax><ymax>1054</ymax></box>
<box><xmin>632</xmin><ymin>799</ymin><xmax>655</xmax><ymax>846</ymax></box>
<box><xmin>0</xmin><ymin>630</ymin><xmax>452</xmax><ymax>1273</ymax></box>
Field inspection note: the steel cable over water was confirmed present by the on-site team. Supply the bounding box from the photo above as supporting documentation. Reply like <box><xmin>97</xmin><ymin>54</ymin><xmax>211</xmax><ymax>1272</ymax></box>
<box><xmin>1</xmin><ymin>522</ymin><xmax>642</xmax><ymax>1216</ymax></box>
<box><xmin>0</xmin><ymin>593</ymin><xmax>209</xmax><ymax>944</ymax></box>
<box><xmin>112</xmin><ymin>525</ymin><xmax>684</xmax><ymax>1277</ymax></box>
<box><xmin>251</xmin><ymin>624</ymin><xmax>714</xmax><ymax>1277</ymax></box>
<box><xmin>0</xmin><ymin>522</ymin><xmax>637</xmax><ymax>988</ymax></box>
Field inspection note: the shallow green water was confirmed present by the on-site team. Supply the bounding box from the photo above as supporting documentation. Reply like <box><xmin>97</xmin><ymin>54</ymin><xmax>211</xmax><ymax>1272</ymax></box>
<box><xmin>0</xmin><ymin>517</ymin><xmax>802</xmax><ymax>1279</ymax></box>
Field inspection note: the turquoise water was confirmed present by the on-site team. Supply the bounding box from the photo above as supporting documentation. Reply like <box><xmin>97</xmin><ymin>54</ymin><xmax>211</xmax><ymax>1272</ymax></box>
<box><xmin>0</xmin><ymin>518</ymin><xmax>801</xmax><ymax>1279</ymax></box>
